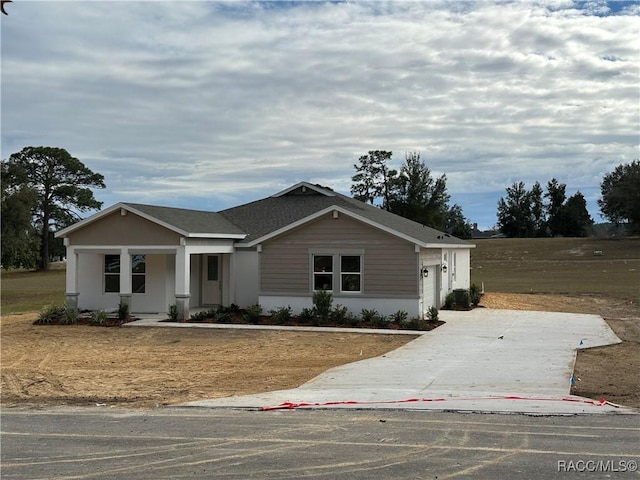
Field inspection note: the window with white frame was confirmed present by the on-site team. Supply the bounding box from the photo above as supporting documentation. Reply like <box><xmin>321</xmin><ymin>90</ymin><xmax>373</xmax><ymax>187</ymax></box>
<box><xmin>132</xmin><ymin>255</ymin><xmax>146</xmax><ymax>293</ymax></box>
<box><xmin>340</xmin><ymin>255</ymin><xmax>362</xmax><ymax>292</ymax></box>
<box><xmin>312</xmin><ymin>253</ymin><xmax>363</xmax><ymax>293</ymax></box>
<box><xmin>313</xmin><ymin>255</ymin><xmax>333</xmax><ymax>291</ymax></box>
<box><xmin>104</xmin><ymin>255</ymin><xmax>120</xmax><ymax>293</ymax></box>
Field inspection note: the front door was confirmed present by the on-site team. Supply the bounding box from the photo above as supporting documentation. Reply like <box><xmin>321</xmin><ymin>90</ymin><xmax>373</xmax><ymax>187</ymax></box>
<box><xmin>202</xmin><ymin>255</ymin><xmax>221</xmax><ymax>306</ymax></box>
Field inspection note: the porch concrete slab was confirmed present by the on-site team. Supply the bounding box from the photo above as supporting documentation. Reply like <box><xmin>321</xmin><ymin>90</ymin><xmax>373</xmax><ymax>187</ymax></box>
<box><xmin>181</xmin><ymin>309</ymin><xmax>636</xmax><ymax>414</ymax></box>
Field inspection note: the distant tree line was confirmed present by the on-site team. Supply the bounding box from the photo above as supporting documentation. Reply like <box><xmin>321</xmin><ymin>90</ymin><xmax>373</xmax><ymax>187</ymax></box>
<box><xmin>351</xmin><ymin>152</ymin><xmax>639</xmax><ymax>240</ymax></box>
<box><xmin>496</xmin><ymin>179</ymin><xmax>593</xmax><ymax>237</ymax></box>
<box><xmin>496</xmin><ymin>160</ymin><xmax>639</xmax><ymax>237</ymax></box>
<box><xmin>351</xmin><ymin>150</ymin><xmax>473</xmax><ymax>239</ymax></box>
<box><xmin>1</xmin><ymin>146</ymin><xmax>105</xmax><ymax>270</ymax></box>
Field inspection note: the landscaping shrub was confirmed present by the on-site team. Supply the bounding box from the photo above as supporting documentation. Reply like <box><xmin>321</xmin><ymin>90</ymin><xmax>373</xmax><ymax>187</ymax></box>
<box><xmin>360</xmin><ymin>309</ymin><xmax>388</xmax><ymax>328</ymax></box>
<box><xmin>299</xmin><ymin>307</ymin><xmax>315</xmax><ymax>323</ymax></box>
<box><xmin>370</xmin><ymin>314</ymin><xmax>389</xmax><ymax>329</ymax></box>
<box><xmin>214</xmin><ymin>311</ymin><xmax>233</xmax><ymax>323</ymax></box>
<box><xmin>312</xmin><ymin>290</ymin><xmax>333</xmax><ymax>321</ymax></box>
<box><xmin>329</xmin><ymin>304</ymin><xmax>349</xmax><ymax>325</ymax></box>
<box><xmin>117</xmin><ymin>302</ymin><xmax>130</xmax><ymax>322</ymax></box>
<box><xmin>90</xmin><ymin>310</ymin><xmax>108</xmax><ymax>326</ymax></box>
<box><xmin>404</xmin><ymin>317</ymin><xmax>427</xmax><ymax>331</ymax></box>
<box><xmin>226</xmin><ymin>303</ymin><xmax>241</xmax><ymax>314</ymax></box>
<box><xmin>269</xmin><ymin>306</ymin><xmax>292</xmax><ymax>324</ymax></box>
<box><xmin>454</xmin><ymin>289</ymin><xmax>471</xmax><ymax>309</ymax></box>
<box><xmin>168</xmin><ymin>304</ymin><xmax>179</xmax><ymax>321</ymax></box>
<box><xmin>443</xmin><ymin>292</ymin><xmax>455</xmax><ymax>310</ymax></box>
<box><xmin>344</xmin><ymin>312</ymin><xmax>361</xmax><ymax>327</ymax></box>
<box><xmin>469</xmin><ymin>283</ymin><xmax>482</xmax><ymax>307</ymax></box>
<box><xmin>389</xmin><ymin>310</ymin><xmax>408</xmax><ymax>324</ymax></box>
<box><xmin>427</xmin><ymin>306</ymin><xmax>439</xmax><ymax>321</ymax></box>
<box><xmin>35</xmin><ymin>304</ymin><xmax>77</xmax><ymax>325</ymax></box>
<box><xmin>360</xmin><ymin>308</ymin><xmax>380</xmax><ymax>323</ymax></box>
<box><xmin>243</xmin><ymin>304</ymin><xmax>262</xmax><ymax>324</ymax></box>
<box><xmin>189</xmin><ymin>308</ymin><xmax>217</xmax><ymax>322</ymax></box>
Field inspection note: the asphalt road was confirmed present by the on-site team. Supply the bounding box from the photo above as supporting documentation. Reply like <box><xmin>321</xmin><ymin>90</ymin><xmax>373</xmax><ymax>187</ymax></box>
<box><xmin>1</xmin><ymin>407</ymin><xmax>639</xmax><ymax>479</ymax></box>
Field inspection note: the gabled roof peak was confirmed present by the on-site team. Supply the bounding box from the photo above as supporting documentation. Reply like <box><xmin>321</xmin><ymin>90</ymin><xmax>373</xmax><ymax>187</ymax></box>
<box><xmin>271</xmin><ymin>182</ymin><xmax>336</xmax><ymax>198</ymax></box>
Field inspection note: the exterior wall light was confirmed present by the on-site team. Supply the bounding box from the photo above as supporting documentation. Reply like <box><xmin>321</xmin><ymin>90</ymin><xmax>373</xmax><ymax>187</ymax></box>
<box><xmin>421</xmin><ymin>267</ymin><xmax>429</xmax><ymax>278</ymax></box>
<box><xmin>442</xmin><ymin>263</ymin><xmax>448</xmax><ymax>273</ymax></box>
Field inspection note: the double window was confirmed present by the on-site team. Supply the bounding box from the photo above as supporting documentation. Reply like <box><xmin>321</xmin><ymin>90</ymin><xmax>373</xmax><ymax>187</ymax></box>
<box><xmin>312</xmin><ymin>254</ymin><xmax>362</xmax><ymax>293</ymax></box>
<box><xmin>104</xmin><ymin>254</ymin><xmax>146</xmax><ymax>294</ymax></box>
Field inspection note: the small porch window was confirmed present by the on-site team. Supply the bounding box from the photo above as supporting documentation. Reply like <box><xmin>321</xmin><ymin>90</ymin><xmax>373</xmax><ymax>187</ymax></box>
<box><xmin>104</xmin><ymin>255</ymin><xmax>120</xmax><ymax>293</ymax></box>
<box><xmin>313</xmin><ymin>255</ymin><xmax>333</xmax><ymax>291</ymax></box>
<box><xmin>132</xmin><ymin>255</ymin><xmax>146</xmax><ymax>293</ymax></box>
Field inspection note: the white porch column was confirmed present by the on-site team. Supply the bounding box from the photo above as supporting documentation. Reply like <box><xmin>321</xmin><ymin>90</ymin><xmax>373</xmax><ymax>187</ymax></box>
<box><xmin>174</xmin><ymin>243</ymin><xmax>190</xmax><ymax>320</ymax></box>
<box><xmin>119</xmin><ymin>248</ymin><xmax>132</xmax><ymax>309</ymax></box>
<box><xmin>64</xmin><ymin>244</ymin><xmax>79</xmax><ymax>311</ymax></box>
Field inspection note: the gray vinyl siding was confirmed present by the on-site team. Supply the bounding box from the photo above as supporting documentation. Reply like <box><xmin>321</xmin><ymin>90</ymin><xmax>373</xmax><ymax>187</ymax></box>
<box><xmin>260</xmin><ymin>212</ymin><xmax>418</xmax><ymax>296</ymax></box>
<box><xmin>67</xmin><ymin>210</ymin><xmax>181</xmax><ymax>246</ymax></box>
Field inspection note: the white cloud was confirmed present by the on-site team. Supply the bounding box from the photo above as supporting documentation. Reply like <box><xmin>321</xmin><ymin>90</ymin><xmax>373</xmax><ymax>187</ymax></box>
<box><xmin>2</xmin><ymin>0</ymin><xmax>637</xmax><ymax>229</ymax></box>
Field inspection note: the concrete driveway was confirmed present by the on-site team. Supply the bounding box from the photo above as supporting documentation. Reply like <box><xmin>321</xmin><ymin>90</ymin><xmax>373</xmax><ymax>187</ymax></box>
<box><xmin>183</xmin><ymin>309</ymin><xmax>635</xmax><ymax>414</ymax></box>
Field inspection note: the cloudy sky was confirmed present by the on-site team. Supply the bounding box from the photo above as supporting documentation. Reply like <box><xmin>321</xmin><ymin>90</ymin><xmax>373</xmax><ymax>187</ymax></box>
<box><xmin>2</xmin><ymin>0</ymin><xmax>638</xmax><ymax>229</ymax></box>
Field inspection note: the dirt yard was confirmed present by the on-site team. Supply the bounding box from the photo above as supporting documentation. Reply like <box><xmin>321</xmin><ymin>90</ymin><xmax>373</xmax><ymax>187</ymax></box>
<box><xmin>1</xmin><ymin>292</ymin><xmax>638</xmax><ymax>409</ymax></box>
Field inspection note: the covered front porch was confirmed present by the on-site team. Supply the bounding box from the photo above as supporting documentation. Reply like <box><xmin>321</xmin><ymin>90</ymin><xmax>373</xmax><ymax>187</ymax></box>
<box><xmin>64</xmin><ymin>242</ymin><xmax>236</xmax><ymax>320</ymax></box>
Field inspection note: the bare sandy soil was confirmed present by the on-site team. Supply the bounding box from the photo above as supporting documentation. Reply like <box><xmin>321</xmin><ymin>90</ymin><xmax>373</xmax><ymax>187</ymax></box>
<box><xmin>1</xmin><ymin>292</ymin><xmax>638</xmax><ymax>409</ymax></box>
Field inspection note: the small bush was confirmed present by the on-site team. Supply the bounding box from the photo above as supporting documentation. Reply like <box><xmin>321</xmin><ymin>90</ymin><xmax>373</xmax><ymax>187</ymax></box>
<box><xmin>455</xmin><ymin>290</ymin><xmax>471</xmax><ymax>309</ymax></box>
<box><xmin>118</xmin><ymin>302</ymin><xmax>130</xmax><ymax>322</ymax></box>
<box><xmin>443</xmin><ymin>292</ymin><xmax>455</xmax><ymax>310</ymax></box>
<box><xmin>168</xmin><ymin>304</ymin><xmax>179</xmax><ymax>321</ymax></box>
<box><xmin>469</xmin><ymin>283</ymin><xmax>482</xmax><ymax>306</ymax></box>
<box><xmin>35</xmin><ymin>305</ymin><xmax>77</xmax><ymax>325</ymax></box>
<box><xmin>427</xmin><ymin>306</ymin><xmax>439</xmax><ymax>321</ymax></box>
<box><xmin>389</xmin><ymin>310</ymin><xmax>408</xmax><ymax>324</ymax></box>
<box><xmin>330</xmin><ymin>304</ymin><xmax>350</xmax><ymax>325</ymax></box>
<box><xmin>227</xmin><ymin>303</ymin><xmax>241</xmax><ymax>314</ymax></box>
<box><xmin>360</xmin><ymin>308</ymin><xmax>380</xmax><ymax>323</ymax></box>
<box><xmin>190</xmin><ymin>308</ymin><xmax>217</xmax><ymax>322</ymax></box>
<box><xmin>269</xmin><ymin>306</ymin><xmax>292</xmax><ymax>324</ymax></box>
<box><xmin>312</xmin><ymin>290</ymin><xmax>333</xmax><ymax>321</ymax></box>
<box><xmin>404</xmin><ymin>317</ymin><xmax>427</xmax><ymax>331</ymax></box>
<box><xmin>243</xmin><ymin>304</ymin><xmax>262</xmax><ymax>324</ymax></box>
<box><xmin>299</xmin><ymin>307</ymin><xmax>315</xmax><ymax>323</ymax></box>
<box><xmin>214</xmin><ymin>311</ymin><xmax>233</xmax><ymax>323</ymax></box>
<box><xmin>360</xmin><ymin>308</ymin><xmax>388</xmax><ymax>328</ymax></box>
<box><xmin>370</xmin><ymin>314</ymin><xmax>389</xmax><ymax>329</ymax></box>
<box><xmin>345</xmin><ymin>312</ymin><xmax>361</xmax><ymax>327</ymax></box>
<box><xmin>90</xmin><ymin>310</ymin><xmax>108</xmax><ymax>326</ymax></box>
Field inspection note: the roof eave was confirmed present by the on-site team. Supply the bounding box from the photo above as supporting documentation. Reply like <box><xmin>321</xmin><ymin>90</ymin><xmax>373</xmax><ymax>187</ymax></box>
<box><xmin>187</xmin><ymin>233</ymin><xmax>247</xmax><ymax>239</ymax></box>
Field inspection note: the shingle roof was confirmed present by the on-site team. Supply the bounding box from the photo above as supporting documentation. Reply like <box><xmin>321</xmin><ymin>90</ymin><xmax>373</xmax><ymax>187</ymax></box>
<box><xmin>123</xmin><ymin>203</ymin><xmax>246</xmax><ymax>237</ymax></box>
<box><xmin>219</xmin><ymin>183</ymin><xmax>471</xmax><ymax>246</ymax></box>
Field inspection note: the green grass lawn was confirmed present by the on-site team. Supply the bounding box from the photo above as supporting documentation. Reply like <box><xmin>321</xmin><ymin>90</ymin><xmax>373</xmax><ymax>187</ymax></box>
<box><xmin>1</xmin><ymin>269</ymin><xmax>66</xmax><ymax>315</ymax></box>
<box><xmin>471</xmin><ymin>237</ymin><xmax>640</xmax><ymax>302</ymax></box>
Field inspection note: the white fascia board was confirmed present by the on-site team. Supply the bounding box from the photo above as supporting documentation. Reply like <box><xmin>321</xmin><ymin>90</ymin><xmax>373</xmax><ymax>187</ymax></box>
<box><xmin>426</xmin><ymin>243</ymin><xmax>476</xmax><ymax>249</ymax></box>
<box><xmin>271</xmin><ymin>182</ymin><xmax>336</xmax><ymax>198</ymax></box>
<box><xmin>186</xmin><ymin>233</ymin><xmax>247</xmax><ymax>239</ymax></box>
<box><xmin>68</xmin><ymin>245</ymin><xmax>179</xmax><ymax>254</ymax></box>
<box><xmin>55</xmin><ymin>203</ymin><xmax>128</xmax><ymax>237</ymax></box>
